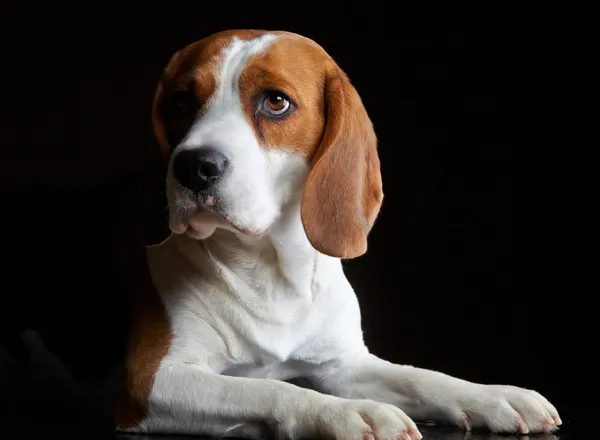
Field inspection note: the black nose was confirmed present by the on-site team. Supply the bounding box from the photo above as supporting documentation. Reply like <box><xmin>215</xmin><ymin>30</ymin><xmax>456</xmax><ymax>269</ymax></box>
<box><xmin>173</xmin><ymin>148</ymin><xmax>229</xmax><ymax>193</ymax></box>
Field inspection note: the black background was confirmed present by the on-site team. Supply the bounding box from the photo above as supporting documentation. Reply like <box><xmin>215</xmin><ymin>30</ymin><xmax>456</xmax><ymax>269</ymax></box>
<box><xmin>0</xmin><ymin>1</ymin><xmax>588</xmax><ymax>437</ymax></box>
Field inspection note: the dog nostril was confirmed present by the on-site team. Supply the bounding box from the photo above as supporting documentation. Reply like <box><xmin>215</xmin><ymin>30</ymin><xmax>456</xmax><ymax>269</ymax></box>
<box><xmin>197</xmin><ymin>150</ymin><xmax>228</xmax><ymax>181</ymax></box>
<box><xmin>173</xmin><ymin>150</ymin><xmax>196</xmax><ymax>191</ymax></box>
<box><xmin>199</xmin><ymin>161</ymin><xmax>220</xmax><ymax>179</ymax></box>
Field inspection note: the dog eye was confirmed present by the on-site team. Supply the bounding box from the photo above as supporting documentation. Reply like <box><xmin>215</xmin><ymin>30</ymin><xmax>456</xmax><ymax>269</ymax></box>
<box><xmin>172</xmin><ymin>91</ymin><xmax>196</xmax><ymax>113</ymax></box>
<box><xmin>261</xmin><ymin>92</ymin><xmax>291</xmax><ymax>116</ymax></box>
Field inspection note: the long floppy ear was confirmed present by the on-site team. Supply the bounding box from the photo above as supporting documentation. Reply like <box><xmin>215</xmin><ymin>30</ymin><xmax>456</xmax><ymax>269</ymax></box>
<box><xmin>301</xmin><ymin>64</ymin><xmax>383</xmax><ymax>259</ymax></box>
<box><xmin>135</xmin><ymin>82</ymin><xmax>172</xmax><ymax>247</ymax></box>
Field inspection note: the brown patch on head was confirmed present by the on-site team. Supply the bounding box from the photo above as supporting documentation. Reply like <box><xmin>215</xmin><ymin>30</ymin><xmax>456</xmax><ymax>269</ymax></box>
<box><xmin>238</xmin><ymin>34</ymin><xmax>329</xmax><ymax>158</ymax></box>
<box><xmin>154</xmin><ymin>30</ymin><xmax>270</xmax><ymax>154</ymax></box>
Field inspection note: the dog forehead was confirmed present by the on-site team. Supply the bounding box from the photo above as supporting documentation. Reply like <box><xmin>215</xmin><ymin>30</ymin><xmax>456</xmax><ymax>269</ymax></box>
<box><xmin>163</xmin><ymin>30</ymin><xmax>329</xmax><ymax>85</ymax></box>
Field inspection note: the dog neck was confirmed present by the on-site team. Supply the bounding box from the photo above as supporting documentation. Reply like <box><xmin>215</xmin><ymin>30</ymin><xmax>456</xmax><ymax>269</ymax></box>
<box><xmin>169</xmin><ymin>199</ymin><xmax>337</xmax><ymax>301</ymax></box>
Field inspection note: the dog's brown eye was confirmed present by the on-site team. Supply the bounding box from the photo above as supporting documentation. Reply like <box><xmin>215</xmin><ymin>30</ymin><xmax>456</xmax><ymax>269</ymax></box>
<box><xmin>262</xmin><ymin>92</ymin><xmax>290</xmax><ymax>116</ymax></box>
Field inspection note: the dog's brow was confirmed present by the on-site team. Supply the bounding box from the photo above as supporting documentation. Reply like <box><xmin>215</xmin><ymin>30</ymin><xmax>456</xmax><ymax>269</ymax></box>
<box><xmin>242</xmin><ymin>66</ymin><xmax>298</xmax><ymax>96</ymax></box>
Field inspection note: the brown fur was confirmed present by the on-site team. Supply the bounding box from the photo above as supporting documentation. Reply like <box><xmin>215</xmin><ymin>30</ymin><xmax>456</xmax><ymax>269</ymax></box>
<box><xmin>114</xmin><ymin>284</ymin><xmax>172</xmax><ymax>429</ymax></box>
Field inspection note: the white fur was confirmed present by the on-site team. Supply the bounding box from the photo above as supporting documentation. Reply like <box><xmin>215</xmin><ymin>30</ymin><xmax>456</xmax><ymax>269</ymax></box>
<box><xmin>124</xmin><ymin>35</ymin><xmax>562</xmax><ymax>439</ymax></box>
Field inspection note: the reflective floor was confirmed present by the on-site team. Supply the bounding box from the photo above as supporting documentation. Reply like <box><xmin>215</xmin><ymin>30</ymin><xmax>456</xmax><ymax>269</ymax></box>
<box><xmin>109</xmin><ymin>414</ymin><xmax>585</xmax><ymax>440</ymax></box>
<box><xmin>416</xmin><ymin>423</ymin><xmax>571</xmax><ymax>440</ymax></box>
<box><xmin>113</xmin><ymin>423</ymin><xmax>575</xmax><ymax>440</ymax></box>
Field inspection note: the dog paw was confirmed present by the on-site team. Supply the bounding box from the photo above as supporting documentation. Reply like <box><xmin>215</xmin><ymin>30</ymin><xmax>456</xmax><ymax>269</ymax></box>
<box><xmin>302</xmin><ymin>398</ymin><xmax>422</xmax><ymax>440</ymax></box>
<box><xmin>446</xmin><ymin>384</ymin><xmax>562</xmax><ymax>434</ymax></box>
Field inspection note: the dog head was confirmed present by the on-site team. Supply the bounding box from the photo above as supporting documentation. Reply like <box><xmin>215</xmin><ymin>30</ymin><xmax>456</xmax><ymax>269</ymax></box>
<box><xmin>141</xmin><ymin>30</ymin><xmax>383</xmax><ymax>258</ymax></box>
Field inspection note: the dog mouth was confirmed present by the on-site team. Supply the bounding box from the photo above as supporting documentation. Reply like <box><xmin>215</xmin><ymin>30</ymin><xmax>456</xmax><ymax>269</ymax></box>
<box><xmin>168</xmin><ymin>191</ymin><xmax>260</xmax><ymax>239</ymax></box>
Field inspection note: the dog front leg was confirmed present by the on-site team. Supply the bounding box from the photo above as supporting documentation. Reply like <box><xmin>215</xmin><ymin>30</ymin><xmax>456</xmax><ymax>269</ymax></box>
<box><xmin>313</xmin><ymin>353</ymin><xmax>561</xmax><ymax>435</ymax></box>
<box><xmin>117</xmin><ymin>362</ymin><xmax>422</xmax><ymax>439</ymax></box>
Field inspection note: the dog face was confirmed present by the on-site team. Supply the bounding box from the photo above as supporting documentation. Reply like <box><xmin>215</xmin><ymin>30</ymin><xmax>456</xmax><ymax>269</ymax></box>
<box><xmin>144</xmin><ymin>30</ymin><xmax>383</xmax><ymax>258</ymax></box>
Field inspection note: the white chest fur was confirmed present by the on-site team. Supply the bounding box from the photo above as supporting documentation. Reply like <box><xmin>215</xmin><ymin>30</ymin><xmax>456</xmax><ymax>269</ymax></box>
<box><xmin>146</xmin><ymin>203</ymin><xmax>368</xmax><ymax>381</ymax></box>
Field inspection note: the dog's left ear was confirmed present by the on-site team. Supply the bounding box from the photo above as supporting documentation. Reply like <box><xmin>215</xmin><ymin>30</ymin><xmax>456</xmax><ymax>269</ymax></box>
<box><xmin>301</xmin><ymin>63</ymin><xmax>383</xmax><ymax>259</ymax></box>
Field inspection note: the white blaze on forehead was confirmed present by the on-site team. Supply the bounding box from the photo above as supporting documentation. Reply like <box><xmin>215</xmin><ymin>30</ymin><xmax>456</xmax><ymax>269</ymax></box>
<box><xmin>180</xmin><ymin>33</ymin><xmax>278</xmax><ymax>147</ymax></box>
<box><xmin>208</xmin><ymin>34</ymin><xmax>278</xmax><ymax>119</ymax></box>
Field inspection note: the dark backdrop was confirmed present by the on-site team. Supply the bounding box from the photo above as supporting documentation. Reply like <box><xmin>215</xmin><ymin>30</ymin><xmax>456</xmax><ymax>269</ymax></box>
<box><xmin>0</xmin><ymin>1</ymin><xmax>587</xmax><ymax>435</ymax></box>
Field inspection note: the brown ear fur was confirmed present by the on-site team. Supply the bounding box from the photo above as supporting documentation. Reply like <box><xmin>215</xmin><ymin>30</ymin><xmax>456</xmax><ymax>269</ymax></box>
<box><xmin>300</xmin><ymin>63</ymin><xmax>383</xmax><ymax>259</ymax></box>
<box><xmin>135</xmin><ymin>82</ymin><xmax>172</xmax><ymax>247</ymax></box>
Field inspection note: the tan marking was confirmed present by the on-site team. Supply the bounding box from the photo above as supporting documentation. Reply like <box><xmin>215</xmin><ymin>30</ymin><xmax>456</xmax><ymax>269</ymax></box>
<box><xmin>114</xmin><ymin>247</ymin><xmax>173</xmax><ymax>429</ymax></box>
<box><xmin>239</xmin><ymin>34</ymin><xmax>329</xmax><ymax>158</ymax></box>
<box><xmin>153</xmin><ymin>30</ymin><xmax>270</xmax><ymax>154</ymax></box>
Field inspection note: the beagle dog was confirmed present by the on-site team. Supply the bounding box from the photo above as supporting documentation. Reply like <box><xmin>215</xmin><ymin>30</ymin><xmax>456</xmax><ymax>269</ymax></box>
<box><xmin>115</xmin><ymin>30</ymin><xmax>561</xmax><ymax>439</ymax></box>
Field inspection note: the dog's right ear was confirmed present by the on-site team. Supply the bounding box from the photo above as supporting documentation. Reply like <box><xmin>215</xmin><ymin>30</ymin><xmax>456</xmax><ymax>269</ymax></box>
<box><xmin>134</xmin><ymin>82</ymin><xmax>173</xmax><ymax>247</ymax></box>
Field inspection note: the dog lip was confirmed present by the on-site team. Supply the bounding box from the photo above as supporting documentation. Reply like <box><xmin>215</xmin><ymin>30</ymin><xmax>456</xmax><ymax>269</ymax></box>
<box><xmin>171</xmin><ymin>223</ymin><xmax>188</xmax><ymax>234</ymax></box>
<box><xmin>173</xmin><ymin>191</ymin><xmax>261</xmax><ymax>237</ymax></box>
<box><xmin>186</xmin><ymin>210</ymin><xmax>261</xmax><ymax>238</ymax></box>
